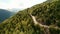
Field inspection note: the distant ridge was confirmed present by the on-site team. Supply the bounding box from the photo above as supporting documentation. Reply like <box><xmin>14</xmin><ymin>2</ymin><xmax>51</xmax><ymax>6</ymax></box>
<box><xmin>0</xmin><ymin>0</ymin><xmax>60</xmax><ymax>34</ymax></box>
<box><xmin>0</xmin><ymin>9</ymin><xmax>14</xmax><ymax>22</ymax></box>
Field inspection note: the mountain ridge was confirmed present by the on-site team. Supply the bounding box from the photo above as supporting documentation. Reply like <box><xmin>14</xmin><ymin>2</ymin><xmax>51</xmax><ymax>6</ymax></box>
<box><xmin>0</xmin><ymin>0</ymin><xmax>60</xmax><ymax>34</ymax></box>
<box><xmin>0</xmin><ymin>9</ymin><xmax>15</xmax><ymax>23</ymax></box>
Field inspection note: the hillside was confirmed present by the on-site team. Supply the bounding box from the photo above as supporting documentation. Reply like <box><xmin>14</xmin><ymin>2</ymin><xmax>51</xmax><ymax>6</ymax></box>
<box><xmin>0</xmin><ymin>0</ymin><xmax>60</xmax><ymax>34</ymax></box>
<box><xmin>0</xmin><ymin>9</ymin><xmax>14</xmax><ymax>23</ymax></box>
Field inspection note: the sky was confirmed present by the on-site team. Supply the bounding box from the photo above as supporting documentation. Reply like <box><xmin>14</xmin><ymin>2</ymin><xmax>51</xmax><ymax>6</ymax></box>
<box><xmin>0</xmin><ymin>0</ymin><xmax>46</xmax><ymax>10</ymax></box>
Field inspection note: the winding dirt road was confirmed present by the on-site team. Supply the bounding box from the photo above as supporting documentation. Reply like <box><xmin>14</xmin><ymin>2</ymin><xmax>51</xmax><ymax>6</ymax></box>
<box><xmin>29</xmin><ymin>14</ymin><xmax>50</xmax><ymax>34</ymax></box>
<box><xmin>29</xmin><ymin>14</ymin><xmax>60</xmax><ymax>34</ymax></box>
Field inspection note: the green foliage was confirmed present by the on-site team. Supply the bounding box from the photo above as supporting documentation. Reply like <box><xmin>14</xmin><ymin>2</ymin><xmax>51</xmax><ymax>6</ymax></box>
<box><xmin>31</xmin><ymin>0</ymin><xmax>60</xmax><ymax>26</ymax></box>
<box><xmin>49</xmin><ymin>27</ymin><xmax>60</xmax><ymax>34</ymax></box>
<box><xmin>0</xmin><ymin>0</ymin><xmax>60</xmax><ymax>34</ymax></box>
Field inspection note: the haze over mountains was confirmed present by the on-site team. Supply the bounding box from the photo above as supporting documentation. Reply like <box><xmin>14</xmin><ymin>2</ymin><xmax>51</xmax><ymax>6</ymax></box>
<box><xmin>0</xmin><ymin>0</ymin><xmax>46</xmax><ymax>10</ymax></box>
<box><xmin>9</xmin><ymin>9</ymin><xmax>20</xmax><ymax>12</ymax></box>
<box><xmin>0</xmin><ymin>0</ymin><xmax>60</xmax><ymax>34</ymax></box>
<box><xmin>0</xmin><ymin>0</ymin><xmax>46</xmax><ymax>23</ymax></box>
<box><xmin>0</xmin><ymin>9</ymin><xmax>16</xmax><ymax>22</ymax></box>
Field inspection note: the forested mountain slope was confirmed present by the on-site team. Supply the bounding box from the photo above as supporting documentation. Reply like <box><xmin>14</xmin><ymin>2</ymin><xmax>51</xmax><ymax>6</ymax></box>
<box><xmin>0</xmin><ymin>0</ymin><xmax>60</xmax><ymax>34</ymax></box>
<box><xmin>0</xmin><ymin>9</ymin><xmax>14</xmax><ymax>23</ymax></box>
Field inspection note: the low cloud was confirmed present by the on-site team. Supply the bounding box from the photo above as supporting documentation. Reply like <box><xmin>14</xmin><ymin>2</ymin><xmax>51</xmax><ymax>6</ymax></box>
<box><xmin>0</xmin><ymin>0</ymin><xmax>46</xmax><ymax>10</ymax></box>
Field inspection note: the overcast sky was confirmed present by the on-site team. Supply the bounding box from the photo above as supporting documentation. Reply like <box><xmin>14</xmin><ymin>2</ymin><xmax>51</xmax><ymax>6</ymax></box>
<box><xmin>0</xmin><ymin>0</ymin><xmax>46</xmax><ymax>10</ymax></box>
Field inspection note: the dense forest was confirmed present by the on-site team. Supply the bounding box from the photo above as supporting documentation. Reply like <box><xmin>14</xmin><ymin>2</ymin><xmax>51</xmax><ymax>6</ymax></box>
<box><xmin>0</xmin><ymin>0</ymin><xmax>60</xmax><ymax>34</ymax></box>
